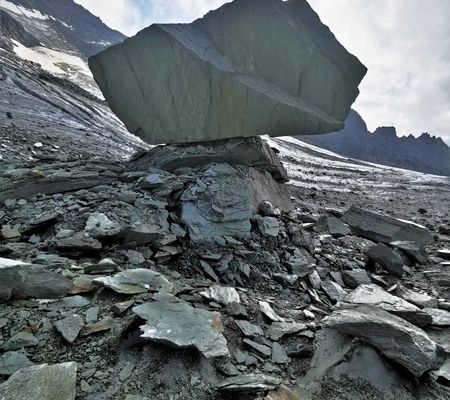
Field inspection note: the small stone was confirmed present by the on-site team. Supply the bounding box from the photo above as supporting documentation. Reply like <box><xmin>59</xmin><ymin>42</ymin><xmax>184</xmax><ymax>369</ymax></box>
<box><xmin>1</xmin><ymin>226</ymin><xmax>21</xmax><ymax>241</ymax></box>
<box><xmin>341</xmin><ymin>269</ymin><xmax>371</xmax><ymax>289</ymax></box>
<box><xmin>235</xmin><ymin>320</ymin><xmax>264</xmax><ymax>338</ymax></box>
<box><xmin>216</xmin><ymin>374</ymin><xmax>282</xmax><ymax>393</ymax></box>
<box><xmin>321</xmin><ymin>280</ymin><xmax>346</xmax><ymax>303</ymax></box>
<box><xmin>437</xmin><ymin>249</ymin><xmax>450</xmax><ymax>260</ymax></box>
<box><xmin>390</xmin><ymin>241</ymin><xmax>427</xmax><ymax>263</ymax></box>
<box><xmin>273</xmin><ymin>273</ymin><xmax>299</xmax><ymax>287</ymax></box>
<box><xmin>55</xmin><ymin>235</ymin><xmax>102</xmax><ymax>253</ymax></box>
<box><xmin>0</xmin><ymin>332</ymin><xmax>39</xmax><ymax>351</ymax></box>
<box><xmin>0</xmin><ymin>352</ymin><xmax>33</xmax><ymax>376</ymax></box>
<box><xmin>85</xmin><ymin>213</ymin><xmax>121</xmax><ymax>239</ymax></box>
<box><xmin>422</xmin><ymin>308</ymin><xmax>450</xmax><ymax>326</ymax></box>
<box><xmin>119</xmin><ymin>362</ymin><xmax>135</xmax><ymax>381</ymax></box>
<box><xmin>81</xmin><ymin>317</ymin><xmax>114</xmax><ymax>336</ymax></box>
<box><xmin>366</xmin><ymin>243</ymin><xmax>404</xmax><ymax>277</ymax></box>
<box><xmin>200</xmin><ymin>285</ymin><xmax>240</xmax><ymax>305</ymax></box>
<box><xmin>259</xmin><ymin>301</ymin><xmax>284</xmax><ymax>322</ymax></box>
<box><xmin>126</xmin><ymin>250</ymin><xmax>145</xmax><ymax>265</ymax></box>
<box><xmin>199</xmin><ymin>260</ymin><xmax>219</xmax><ymax>283</ymax></box>
<box><xmin>316</xmin><ymin>215</ymin><xmax>351</xmax><ymax>237</ymax></box>
<box><xmin>271</xmin><ymin>342</ymin><xmax>290</xmax><ymax>364</ymax></box>
<box><xmin>244</xmin><ymin>339</ymin><xmax>272</xmax><ymax>357</ymax></box>
<box><xmin>54</xmin><ymin>315</ymin><xmax>84</xmax><ymax>343</ymax></box>
<box><xmin>267</xmin><ymin>322</ymin><xmax>307</xmax><ymax>341</ymax></box>
<box><xmin>85</xmin><ymin>307</ymin><xmax>99</xmax><ymax>324</ymax></box>
<box><xmin>255</xmin><ymin>216</ymin><xmax>280</xmax><ymax>237</ymax></box>
<box><xmin>111</xmin><ymin>300</ymin><xmax>135</xmax><ymax>315</ymax></box>
<box><xmin>259</xmin><ymin>201</ymin><xmax>281</xmax><ymax>217</ymax></box>
<box><xmin>84</xmin><ymin>258</ymin><xmax>119</xmax><ymax>275</ymax></box>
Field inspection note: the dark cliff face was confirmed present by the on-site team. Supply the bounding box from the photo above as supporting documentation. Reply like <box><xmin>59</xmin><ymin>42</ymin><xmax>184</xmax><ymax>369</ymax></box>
<box><xmin>0</xmin><ymin>0</ymin><xmax>125</xmax><ymax>56</ymax></box>
<box><xmin>296</xmin><ymin>110</ymin><xmax>450</xmax><ymax>177</ymax></box>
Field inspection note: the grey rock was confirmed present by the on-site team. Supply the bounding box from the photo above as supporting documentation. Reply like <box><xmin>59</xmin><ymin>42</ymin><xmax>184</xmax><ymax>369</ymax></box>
<box><xmin>140</xmin><ymin>170</ymin><xmax>184</xmax><ymax>196</ymax></box>
<box><xmin>122</xmin><ymin>223</ymin><xmax>167</xmax><ymax>246</ymax></box>
<box><xmin>255</xmin><ymin>216</ymin><xmax>280</xmax><ymax>237</ymax></box>
<box><xmin>200</xmin><ymin>285</ymin><xmax>240</xmax><ymax>305</ymax></box>
<box><xmin>396</xmin><ymin>285</ymin><xmax>437</xmax><ymax>308</ymax></box>
<box><xmin>1</xmin><ymin>332</ymin><xmax>38</xmax><ymax>352</ymax></box>
<box><xmin>84</xmin><ymin>258</ymin><xmax>119</xmax><ymax>275</ymax></box>
<box><xmin>235</xmin><ymin>320</ymin><xmax>264</xmax><ymax>338</ymax></box>
<box><xmin>273</xmin><ymin>273</ymin><xmax>299</xmax><ymax>287</ymax></box>
<box><xmin>126</xmin><ymin>250</ymin><xmax>145</xmax><ymax>265</ymax></box>
<box><xmin>199</xmin><ymin>260</ymin><xmax>219</xmax><ymax>283</ymax></box>
<box><xmin>81</xmin><ymin>317</ymin><xmax>114</xmax><ymax>336</ymax></box>
<box><xmin>216</xmin><ymin>374</ymin><xmax>281</xmax><ymax>393</ymax></box>
<box><xmin>85</xmin><ymin>307</ymin><xmax>99</xmax><ymax>324</ymax></box>
<box><xmin>180</xmin><ymin>164</ymin><xmax>291</xmax><ymax>242</ymax></box>
<box><xmin>316</xmin><ymin>215</ymin><xmax>351</xmax><ymax>237</ymax></box>
<box><xmin>244</xmin><ymin>338</ymin><xmax>272</xmax><ymax>357</ymax></box>
<box><xmin>94</xmin><ymin>269</ymin><xmax>173</xmax><ymax>295</ymax></box>
<box><xmin>0</xmin><ymin>257</ymin><xmax>70</xmax><ymax>301</ymax></box>
<box><xmin>119</xmin><ymin>362</ymin><xmax>135</xmax><ymax>381</ymax></box>
<box><xmin>259</xmin><ymin>301</ymin><xmax>284</xmax><ymax>322</ymax></box>
<box><xmin>54</xmin><ymin>315</ymin><xmax>84</xmax><ymax>343</ymax></box>
<box><xmin>390</xmin><ymin>241</ymin><xmax>428</xmax><ymax>263</ymax></box>
<box><xmin>84</xmin><ymin>212</ymin><xmax>121</xmax><ymax>239</ymax></box>
<box><xmin>0</xmin><ymin>352</ymin><xmax>33</xmax><ymax>376</ymax></box>
<box><xmin>366</xmin><ymin>243</ymin><xmax>404</xmax><ymax>277</ymax></box>
<box><xmin>341</xmin><ymin>269</ymin><xmax>371</xmax><ymax>289</ymax></box>
<box><xmin>0</xmin><ymin>362</ymin><xmax>77</xmax><ymax>400</ymax></box>
<box><xmin>324</xmin><ymin>306</ymin><xmax>442</xmax><ymax>376</ymax></box>
<box><xmin>340</xmin><ymin>284</ymin><xmax>432</xmax><ymax>327</ymax></box>
<box><xmin>133</xmin><ymin>299</ymin><xmax>229</xmax><ymax>358</ymax></box>
<box><xmin>90</xmin><ymin>0</ymin><xmax>366</xmax><ymax>145</ymax></box>
<box><xmin>308</xmin><ymin>270</ymin><xmax>322</xmax><ymax>290</ymax></box>
<box><xmin>321</xmin><ymin>280</ymin><xmax>346</xmax><ymax>303</ymax></box>
<box><xmin>267</xmin><ymin>321</ymin><xmax>307</xmax><ymax>341</ymax></box>
<box><xmin>259</xmin><ymin>201</ymin><xmax>281</xmax><ymax>217</ymax></box>
<box><xmin>271</xmin><ymin>342</ymin><xmax>290</xmax><ymax>364</ymax></box>
<box><xmin>285</xmin><ymin>248</ymin><xmax>316</xmax><ymax>277</ymax></box>
<box><xmin>341</xmin><ymin>206</ymin><xmax>433</xmax><ymax>246</ymax></box>
<box><xmin>423</xmin><ymin>308</ymin><xmax>450</xmax><ymax>326</ymax></box>
<box><xmin>437</xmin><ymin>249</ymin><xmax>450</xmax><ymax>260</ymax></box>
<box><xmin>111</xmin><ymin>300</ymin><xmax>134</xmax><ymax>315</ymax></box>
<box><xmin>46</xmin><ymin>296</ymin><xmax>90</xmax><ymax>310</ymax></box>
<box><xmin>55</xmin><ymin>235</ymin><xmax>102</xmax><ymax>253</ymax></box>
<box><xmin>434</xmin><ymin>359</ymin><xmax>450</xmax><ymax>387</ymax></box>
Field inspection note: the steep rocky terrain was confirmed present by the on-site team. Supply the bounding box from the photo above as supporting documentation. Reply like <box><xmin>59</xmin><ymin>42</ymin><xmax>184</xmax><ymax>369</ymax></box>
<box><xmin>296</xmin><ymin>110</ymin><xmax>450</xmax><ymax>176</ymax></box>
<box><xmin>0</xmin><ymin>2</ymin><xmax>450</xmax><ymax>400</ymax></box>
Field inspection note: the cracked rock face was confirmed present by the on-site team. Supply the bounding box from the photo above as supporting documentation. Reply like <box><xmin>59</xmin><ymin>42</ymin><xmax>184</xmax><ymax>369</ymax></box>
<box><xmin>132</xmin><ymin>300</ymin><xmax>229</xmax><ymax>358</ymax></box>
<box><xmin>89</xmin><ymin>0</ymin><xmax>366</xmax><ymax>145</ymax></box>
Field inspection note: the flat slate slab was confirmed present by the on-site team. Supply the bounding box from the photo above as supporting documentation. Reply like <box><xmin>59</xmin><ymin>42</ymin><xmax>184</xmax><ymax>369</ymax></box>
<box><xmin>133</xmin><ymin>300</ymin><xmax>229</xmax><ymax>358</ymax></box>
<box><xmin>216</xmin><ymin>374</ymin><xmax>282</xmax><ymax>393</ymax></box>
<box><xmin>89</xmin><ymin>0</ymin><xmax>366</xmax><ymax>145</ymax></box>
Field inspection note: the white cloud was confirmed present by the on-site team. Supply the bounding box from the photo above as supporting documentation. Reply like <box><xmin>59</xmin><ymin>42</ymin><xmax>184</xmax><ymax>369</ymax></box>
<box><xmin>75</xmin><ymin>0</ymin><xmax>450</xmax><ymax>142</ymax></box>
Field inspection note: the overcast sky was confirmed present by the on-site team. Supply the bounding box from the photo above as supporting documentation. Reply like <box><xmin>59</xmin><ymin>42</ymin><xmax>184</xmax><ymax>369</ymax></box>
<box><xmin>75</xmin><ymin>0</ymin><xmax>450</xmax><ymax>144</ymax></box>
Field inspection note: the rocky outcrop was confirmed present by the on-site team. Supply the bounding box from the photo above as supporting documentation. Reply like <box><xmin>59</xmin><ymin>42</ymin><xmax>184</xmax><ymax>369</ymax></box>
<box><xmin>296</xmin><ymin>109</ymin><xmax>450</xmax><ymax>176</ymax></box>
<box><xmin>89</xmin><ymin>0</ymin><xmax>366</xmax><ymax>145</ymax></box>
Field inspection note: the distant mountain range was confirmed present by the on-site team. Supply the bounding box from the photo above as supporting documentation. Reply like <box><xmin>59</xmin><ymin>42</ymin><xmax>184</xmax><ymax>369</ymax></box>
<box><xmin>296</xmin><ymin>110</ymin><xmax>450</xmax><ymax>176</ymax></box>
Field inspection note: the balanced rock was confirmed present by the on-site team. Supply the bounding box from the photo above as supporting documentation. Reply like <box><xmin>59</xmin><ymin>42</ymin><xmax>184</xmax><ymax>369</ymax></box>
<box><xmin>89</xmin><ymin>0</ymin><xmax>366</xmax><ymax>145</ymax></box>
<box><xmin>324</xmin><ymin>306</ymin><xmax>443</xmax><ymax>376</ymax></box>
<box><xmin>133</xmin><ymin>299</ymin><xmax>229</xmax><ymax>358</ymax></box>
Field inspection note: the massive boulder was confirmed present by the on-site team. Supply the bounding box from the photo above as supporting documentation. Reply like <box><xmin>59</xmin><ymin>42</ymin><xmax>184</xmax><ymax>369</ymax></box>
<box><xmin>89</xmin><ymin>0</ymin><xmax>366</xmax><ymax>145</ymax></box>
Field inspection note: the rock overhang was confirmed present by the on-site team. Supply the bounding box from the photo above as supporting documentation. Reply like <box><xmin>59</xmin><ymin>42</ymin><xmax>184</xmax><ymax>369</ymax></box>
<box><xmin>89</xmin><ymin>0</ymin><xmax>367</xmax><ymax>145</ymax></box>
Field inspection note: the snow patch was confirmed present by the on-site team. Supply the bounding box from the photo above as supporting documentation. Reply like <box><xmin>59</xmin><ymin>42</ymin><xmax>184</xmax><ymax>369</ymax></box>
<box><xmin>0</xmin><ymin>0</ymin><xmax>50</xmax><ymax>20</ymax></box>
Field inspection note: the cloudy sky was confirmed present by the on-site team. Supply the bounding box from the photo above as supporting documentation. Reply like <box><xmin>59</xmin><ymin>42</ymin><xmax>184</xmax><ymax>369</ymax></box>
<box><xmin>75</xmin><ymin>0</ymin><xmax>450</xmax><ymax>143</ymax></box>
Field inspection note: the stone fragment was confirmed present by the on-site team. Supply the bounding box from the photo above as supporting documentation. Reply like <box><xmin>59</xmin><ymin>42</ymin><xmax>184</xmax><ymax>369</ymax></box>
<box><xmin>84</xmin><ymin>213</ymin><xmax>121</xmax><ymax>239</ymax></box>
<box><xmin>55</xmin><ymin>235</ymin><xmax>102</xmax><ymax>253</ymax></box>
<box><xmin>434</xmin><ymin>359</ymin><xmax>450</xmax><ymax>387</ymax></box>
<box><xmin>54</xmin><ymin>315</ymin><xmax>84</xmax><ymax>343</ymax></box>
<box><xmin>244</xmin><ymin>338</ymin><xmax>272</xmax><ymax>357</ymax></box>
<box><xmin>265</xmin><ymin>385</ymin><xmax>301</xmax><ymax>400</ymax></box>
<box><xmin>90</xmin><ymin>0</ymin><xmax>366</xmax><ymax>145</ymax></box>
<box><xmin>1</xmin><ymin>225</ymin><xmax>21</xmax><ymax>241</ymax></box>
<box><xmin>396</xmin><ymin>285</ymin><xmax>437</xmax><ymax>308</ymax></box>
<box><xmin>366</xmin><ymin>243</ymin><xmax>404</xmax><ymax>277</ymax></box>
<box><xmin>340</xmin><ymin>284</ymin><xmax>432</xmax><ymax>327</ymax></box>
<box><xmin>119</xmin><ymin>362</ymin><xmax>135</xmax><ymax>381</ymax></box>
<box><xmin>0</xmin><ymin>362</ymin><xmax>77</xmax><ymax>400</ymax></box>
<box><xmin>126</xmin><ymin>250</ymin><xmax>145</xmax><ymax>265</ymax></box>
<box><xmin>259</xmin><ymin>301</ymin><xmax>284</xmax><ymax>322</ymax></box>
<box><xmin>390</xmin><ymin>241</ymin><xmax>427</xmax><ymax>263</ymax></box>
<box><xmin>341</xmin><ymin>206</ymin><xmax>433</xmax><ymax>246</ymax></box>
<box><xmin>285</xmin><ymin>248</ymin><xmax>315</xmax><ymax>277</ymax></box>
<box><xmin>422</xmin><ymin>308</ymin><xmax>450</xmax><ymax>326</ymax></box>
<box><xmin>255</xmin><ymin>216</ymin><xmax>280</xmax><ymax>237</ymax></box>
<box><xmin>324</xmin><ymin>306</ymin><xmax>442</xmax><ymax>376</ymax></box>
<box><xmin>200</xmin><ymin>285</ymin><xmax>240</xmax><ymax>305</ymax></box>
<box><xmin>133</xmin><ymin>300</ymin><xmax>229</xmax><ymax>358</ymax></box>
<box><xmin>180</xmin><ymin>164</ymin><xmax>291</xmax><ymax>242</ymax></box>
<box><xmin>438</xmin><ymin>249</ymin><xmax>450</xmax><ymax>260</ymax></box>
<box><xmin>0</xmin><ymin>352</ymin><xmax>33</xmax><ymax>376</ymax></box>
<box><xmin>46</xmin><ymin>295</ymin><xmax>90</xmax><ymax>310</ymax></box>
<box><xmin>341</xmin><ymin>269</ymin><xmax>371</xmax><ymax>289</ymax></box>
<box><xmin>93</xmin><ymin>269</ymin><xmax>173</xmax><ymax>295</ymax></box>
<box><xmin>267</xmin><ymin>322</ymin><xmax>307</xmax><ymax>341</ymax></box>
<box><xmin>273</xmin><ymin>273</ymin><xmax>299</xmax><ymax>287</ymax></box>
<box><xmin>0</xmin><ymin>258</ymin><xmax>70</xmax><ymax>301</ymax></box>
<box><xmin>271</xmin><ymin>342</ymin><xmax>290</xmax><ymax>364</ymax></box>
<box><xmin>216</xmin><ymin>374</ymin><xmax>281</xmax><ymax>393</ymax></box>
<box><xmin>316</xmin><ymin>215</ymin><xmax>351</xmax><ymax>237</ymax></box>
<box><xmin>81</xmin><ymin>317</ymin><xmax>114</xmax><ymax>336</ymax></box>
<box><xmin>85</xmin><ymin>307</ymin><xmax>99</xmax><ymax>324</ymax></box>
<box><xmin>235</xmin><ymin>320</ymin><xmax>264</xmax><ymax>338</ymax></box>
<box><xmin>259</xmin><ymin>201</ymin><xmax>281</xmax><ymax>217</ymax></box>
<box><xmin>321</xmin><ymin>280</ymin><xmax>346</xmax><ymax>303</ymax></box>
<box><xmin>122</xmin><ymin>223</ymin><xmax>165</xmax><ymax>245</ymax></box>
<box><xmin>199</xmin><ymin>260</ymin><xmax>219</xmax><ymax>283</ymax></box>
<box><xmin>84</xmin><ymin>258</ymin><xmax>119</xmax><ymax>275</ymax></box>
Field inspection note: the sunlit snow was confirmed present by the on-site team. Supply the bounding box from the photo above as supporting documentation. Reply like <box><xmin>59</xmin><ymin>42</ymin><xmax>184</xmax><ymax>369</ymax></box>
<box><xmin>0</xmin><ymin>0</ymin><xmax>50</xmax><ymax>20</ymax></box>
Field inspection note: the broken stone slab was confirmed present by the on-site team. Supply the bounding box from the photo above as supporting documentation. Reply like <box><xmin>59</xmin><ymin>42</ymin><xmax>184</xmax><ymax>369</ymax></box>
<box><xmin>365</xmin><ymin>243</ymin><xmax>404</xmax><ymax>277</ymax></box>
<box><xmin>235</xmin><ymin>320</ymin><xmax>264</xmax><ymax>338</ymax></box>
<box><xmin>324</xmin><ymin>306</ymin><xmax>443</xmax><ymax>376</ymax></box>
<box><xmin>341</xmin><ymin>206</ymin><xmax>433</xmax><ymax>246</ymax></box>
<box><xmin>244</xmin><ymin>338</ymin><xmax>272</xmax><ymax>357</ymax></box>
<box><xmin>422</xmin><ymin>308</ymin><xmax>450</xmax><ymax>326</ymax></box>
<box><xmin>316</xmin><ymin>215</ymin><xmax>351</xmax><ymax>237</ymax></box>
<box><xmin>0</xmin><ymin>352</ymin><xmax>33</xmax><ymax>376</ymax></box>
<box><xmin>130</xmin><ymin>136</ymin><xmax>288</xmax><ymax>182</ymax></box>
<box><xmin>339</xmin><ymin>284</ymin><xmax>432</xmax><ymax>327</ymax></box>
<box><xmin>81</xmin><ymin>317</ymin><xmax>114</xmax><ymax>336</ymax></box>
<box><xmin>271</xmin><ymin>342</ymin><xmax>290</xmax><ymax>364</ymax></box>
<box><xmin>321</xmin><ymin>280</ymin><xmax>347</xmax><ymax>303</ymax></box>
<box><xmin>133</xmin><ymin>299</ymin><xmax>229</xmax><ymax>358</ymax></box>
<box><xmin>111</xmin><ymin>300</ymin><xmax>134</xmax><ymax>315</ymax></box>
<box><xmin>0</xmin><ymin>332</ymin><xmax>39</xmax><ymax>351</ymax></box>
<box><xmin>0</xmin><ymin>362</ymin><xmax>77</xmax><ymax>400</ymax></box>
<box><xmin>390</xmin><ymin>241</ymin><xmax>428</xmax><ymax>263</ymax></box>
<box><xmin>93</xmin><ymin>269</ymin><xmax>173</xmax><ymax>295</ymax></box>
<box><xmin>259</xmin><ymin>301</ymin><xmax>284</xmax><ymax>322</ymax></box>
<box><xmin>255</xmin><ymin>216</ymin><xmax>281</xmax><ymax>237</ymax></box>
<box><xmin>84</xmin><ymin>258</ymin><xmax>119</xmax><ymax>275</ymax></box>
<box><xmin>341</xmin><ymin>269</ymin><xmax>371</xmax><ymax>289</ymax></box>
<box><xmin>396</xmin><ymin>285</ymin><xmax>437</xmax><ymax>308</ymax></box>
<box><xmin>53</xmin><ymin>315</ymin><xmax>84</xmax><ymax>343</ymax></box>
<box><xmin>216</xmin><ymin>374</ymin><xmax>282</xmax><ymax>393</ymax></box>
<box><xmin>84</xmin><ymin>212</ymin><xmax>121</xmax><ymax>239</ymax></box>
<box><xmin>0</xmin><ymin>258</ymin><xmax>70</xmax><ymax>301</ymax></box>
<box><xmin>259</xmin><ymin>201</ymin><xmax>281</xmax><ymax>217</ymax></box>
<box><xmin>285</xmin><ymin>248</ymin><xmax>316</xmax><ymax>277</ymax></box>
<box><xmin>267</xmin><ymin>322</ymin><xmax>308</xmax><ymax>341</ymax></box>
<box><xmin>200</xmin><ymin>285</ymin><xmax>240</xmax><ymax>305</ymax></box>
<box><xmin>54</xmin><ymin>235</ymin><xmax>102</xmax><ymax>253</ymax></box>
<box><xmin>90</xmin><ymin>0</ymin><xmax>366</xmax><ymax>145</ymax></box>
<box><xmin>180</xmin><ymin>164</ymin><xmax>291</xmax><ymax>242</ymax></box>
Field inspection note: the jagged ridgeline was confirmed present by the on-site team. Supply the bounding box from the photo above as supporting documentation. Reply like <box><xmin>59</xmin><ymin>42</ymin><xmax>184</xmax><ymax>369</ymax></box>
<box><xmin>89</xmin><ymin>0</ymin><xmax>367</xmax><ymax>144</ymax></box>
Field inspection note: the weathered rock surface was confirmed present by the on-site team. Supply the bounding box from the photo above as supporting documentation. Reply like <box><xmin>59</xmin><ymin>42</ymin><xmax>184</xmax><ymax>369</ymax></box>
<box><xmin>0</xmin><ymin>362</ymin><xmax>77</xmax><ymax>400</ymax></box>
<box><xmin>0</xmin><ymin>257</ymin><xmax>70</xmax><ymax>301</ymax></box>
<box><xmin>324</xmin><ymin>306</ymin><xmax>442</xmax><ymax>376</ymax></box>
<box><xmin>423</xmin><ymin>308</ymin><xmax>450</xmax><ymax>326</ymax></box>
<box><xmin>93</xmin><ymin>269</ymin><xmax>173</xmax><ymax>295</ymax></box>
<box><xmin>133</xmin><ymin>300</ymin><xmax>229</xmax><ymax>358</ymax></box>
<box><xmin>316</xmin><ymin>215</ymin><xmax>351</xmax><ymax>237</ymax></box>
<box><xmin>216</xmin><ymin>373</ymin><xmax>282</xmax><ymax>393</ymax></box>
<box><xmin>53</xmin><ymin>315</ymin><xmax>84</xmax><ymax>343</ymax></box>
<box><xmin>366</xmin><ymin>243</ymin><xmax>404</xmax><ymax>277</ymax></box>
<box><xmin>0</xmin><ymin>352</ymin><xmax>33</xmax><ymax>376</ymax></box>
<box><xmin>89</xmin><ymin>0</ymin><xmax>366</xmax><ymax>145</ymax></box>
<box><xmin>200</xmin><ymin>285</ymin><xmax>240</xmax><ymax>305</ymax></box>
<box><xmin>342</xmin><ymin>206</ymin><xmax>433</xmax><ymax>246</ymax></box>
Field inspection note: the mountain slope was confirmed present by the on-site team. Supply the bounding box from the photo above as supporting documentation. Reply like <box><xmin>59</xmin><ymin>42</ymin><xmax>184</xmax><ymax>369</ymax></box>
<box><xmin>295</xmin><ymin>110</ymin><xmax>450</xmax><ymax>176</ymax></box>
